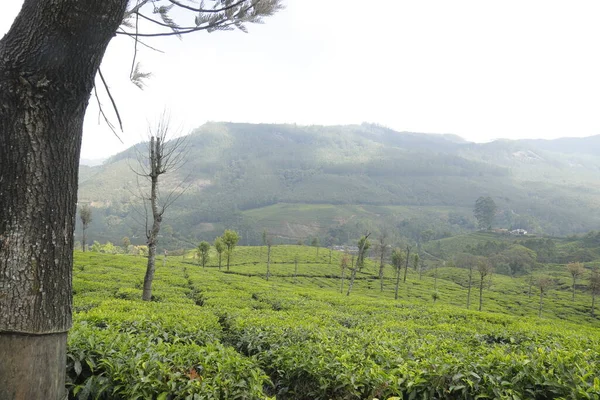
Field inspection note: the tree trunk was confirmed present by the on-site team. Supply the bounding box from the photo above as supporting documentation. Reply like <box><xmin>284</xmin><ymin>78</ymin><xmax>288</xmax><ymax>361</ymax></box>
<box><xmin>329</xmin><ymin>247</ymin><xmax>332</xmax><ymax>264</ymax></box>
<box><xmin>266</xmin><ymin>244</ymin><xmax>271</xmax><ymax>281</ymax></box>
<box><xmin>591</xmin><ymin>293</ymin><xmax>596</xmax><ymax>317</ymax></box>
<box><xmin>479</xmin><ymin>277</ymin><xmax>484</xmax><ymax>311</ymax></box>
<box><xmin>538</xmin><ymin>289</ymin><xmax>544</xmax><ymax>317</ymax></box>
<box><xmin>394</xmin><ymin>266</ymin><xmax>401</xmax><ymax>300</ymax></box>
<box><xmin>143</xmin><ymin>170</ymin><xmax>162</xmax><ymax>301</ymax></box>
<box><xmin>218</xmin><ymin>253</ymin><xmax>222</xmax><ymax>270</ymax></box>
<box><xmin>340</xmin><ymin>265</ymin><xmax>346</xmax><ymax>293</ymax></box>
<box><xmin>82</xmin><ymin>226</ymin><xmax>87</xmax><ymax>252</ymax></box>
<box><xmin>467</xmin><ymin>270</ymin><xmax>472</xmax><ymax>309</ymax></box>
<box><xmin>347</xmin><ymin>256</ymin><xmax>356</xmax><ymax>296</ymax></box>
<box><xmin>403</xmin><ymin>247</ymin><xmax>410</xmax><ymax>283</ymax></box>
<box><xmin>572</xmin><ymin>277</ymin><xmax>576</xmax><ymax>301</ymax></box>
<box><xmin>0</xmin><ymin>0</ymin><xmax>127</xmax><ymax>398</ymax></box>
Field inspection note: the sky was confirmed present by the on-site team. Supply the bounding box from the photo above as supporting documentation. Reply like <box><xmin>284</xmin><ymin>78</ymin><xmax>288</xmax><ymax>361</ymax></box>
<box><xmin>2</xmin><ymin>1</ymin><xmax>600</xmax><ymax>159</ymax></box>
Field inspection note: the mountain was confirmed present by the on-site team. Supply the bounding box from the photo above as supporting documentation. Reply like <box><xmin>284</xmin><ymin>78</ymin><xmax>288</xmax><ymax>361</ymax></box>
<box><xmin>76</xmin><ymin>122</ymin><xmax>600</xmax><ymax>248</ymax></box>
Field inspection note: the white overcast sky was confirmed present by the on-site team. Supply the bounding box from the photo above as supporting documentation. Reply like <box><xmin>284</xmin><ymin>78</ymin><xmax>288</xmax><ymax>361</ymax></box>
<box><xmin>3</xmin><ymin>1</ymin><xmax>600</xmax><ymax>159</ymax></box>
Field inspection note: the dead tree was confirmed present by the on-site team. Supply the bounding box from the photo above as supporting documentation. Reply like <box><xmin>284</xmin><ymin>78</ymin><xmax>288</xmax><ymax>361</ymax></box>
<box><xmin>347</xmin><ymin>232</ymin><xmax>371</xmax><ymax>296</ymax></box>
<box><xmin>132</xmin><ymin>114</ymin><xmax>188</xmax><ymax>301</ymax></box>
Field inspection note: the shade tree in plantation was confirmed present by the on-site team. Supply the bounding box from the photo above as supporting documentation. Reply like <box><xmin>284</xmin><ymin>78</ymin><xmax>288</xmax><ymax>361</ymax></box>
<box><xmin>311</xmin><ymin>236</ymin><xmax>320</xmax><ymax>257</ymax></box>
<box><xmin>340</xmin><ymin>254</ymin><xmax>350</xmax><ymax>294</ymax></box>
<box><xmin>536</xmin><ymin>276</ymin><xmax>553</xmax><ymax>317</ymax></box>
<box><xmin>391</xmin><ymin>248</ymin><xmax>405</xmax><ymax>300</ymax></box>
<box><xmin>214</xmin><ymin>237</ymin><xmax>225</xmax><ymax>271</ymax></box>
<box><xmin>403</xmin><ymin>245</ymin><xmax>411</xmax><ymax>283</ymax></box>
<box><xmin>132</xmin><ymin>114</ymin><xmax>188</xmax><ymax>302</ymax></box>
<box><xmin>590</xmin><ymin>268</ymin><xmax>600</xmax><ymax>317</ymax></box>
<box><xmin>197</xmin><ymin>241</ymin><xmax>210</xmax><ymax>269</ymax></box>
<box><xmin>79</xmin><ymin>204</ymin><xmax>93</xmax><ymax>252</ymax></box>
<box><xmin>0</xmin><ymin>1</ymin><xmax>283</xmax><ymax>397</ymax></box>
<box><xmin>222</xmin><ymin>230</ymin><xmax>240</xmax><ymax>271</ymax></box>
<box><xmin>567</xmin><ymin>262</ymin><xmax>585</xmax><ymax>301</ymax></box>
<box><xmin>455</xmin><ymin>253</ymin><xmax>481</xmax><ymax>309</ymax></box>
<box><xmin>477</xmin><ymin>259</ymin><xmax>493</xmax><ymax>311</ymax></box>
<box><xmin>376</xmin><ymin>232</ymin><xmax>389</xmax><ymax>292</ymax></box>
<box><xmin>326</xmin><ymin>236</ymin><xmax>335</xmax><ymax>264</ymax></box>
<box><xmin>122</xmin><ymin>236</ymin><xmax>131</xmax><ymax>250</ymax></box>
<box><xmin>347</xmin><ymin>233</ymin><xmax>371</xmax><ymax>296</ymax></box>
<box><xmin>265</xmin><ymin>234</ymin><xmax>273</xmax><ymax>281</ymax></box>
<box><xmin>474</xmin><ymin>196</ymin><xmax>497</xmax><ymax>230</ymax></box>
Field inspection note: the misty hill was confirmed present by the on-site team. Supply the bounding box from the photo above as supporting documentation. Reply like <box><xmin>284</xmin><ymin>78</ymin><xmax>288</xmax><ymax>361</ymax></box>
<box><xmin>77</xmin><ymin>122</ymin><xmax>600</xmax><ymax>247</ymax></box>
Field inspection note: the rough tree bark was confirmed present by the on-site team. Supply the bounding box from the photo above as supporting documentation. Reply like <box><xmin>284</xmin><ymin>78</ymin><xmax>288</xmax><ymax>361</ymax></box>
<box><xmin>0</xmin><ymin>1</ymin><xmax>128</xmax><ymax>398</ymax></box>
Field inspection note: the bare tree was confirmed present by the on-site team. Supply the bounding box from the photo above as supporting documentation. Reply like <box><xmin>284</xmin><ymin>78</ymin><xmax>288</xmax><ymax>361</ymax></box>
<box><xmin>79</xmin><ymin>204</ymin><xmax>93</xmax><ymax>252</ymax></box>
<box><xmin>347</xmin><ymin>233</ymin><xmax>371</xmax><ymax>296</ymax></box>
<box><xmin>0</xmin><ymin>2</ymin><xmax>282</xmax><ymax>396</ymax></box>
<box><xmin>536</xmin><ymin>276</ymin><xmax>553</xmax><ymax>317</ymax></box>
<box><xmin>377</xmin><ymin>232</ymin><xmax>389</xmax><ymax>292</ymax></box>
<box><xmin>132</xmin><ymin>114</ymin><xmax>188</xmax><ymax>301</ymax></box>
<box><xmin>455</xmin><ymin>253</ymin><xmax>479</xmax><ymax>309</ymax></box>
<box><xmin>567</xmin><ymin>262</ymin><xmax>585</xmax><ymax>301</ymax></box>
<box><xmin>477</xmin><ymin>259</ymin><xmax>493</xmax><ymax>311</ymax></box>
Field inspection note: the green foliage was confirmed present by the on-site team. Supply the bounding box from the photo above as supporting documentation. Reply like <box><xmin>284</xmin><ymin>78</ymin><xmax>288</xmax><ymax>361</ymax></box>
<box><xmin>474</xmin><ymin>196</ymin><xmax>497</xmax><ymax>230</ymax></box>
<box><xmin>77</xmin><ymin>123</ymin><xmax>600</xmax><ymax>247</ymax></box>
<box><xmin>68</xmin><ymin>248</ymin><xmax>600</xmax><ymax>399</ymax></box>
<box><xmin>197</xmin><ymin>241</ymin><xmax>210</xmax><ymax>268</ymax></box>
<box><xmin>222</xmin><ymin>230</ymin><xmax>240</xmax><ymax>271</ymax></box>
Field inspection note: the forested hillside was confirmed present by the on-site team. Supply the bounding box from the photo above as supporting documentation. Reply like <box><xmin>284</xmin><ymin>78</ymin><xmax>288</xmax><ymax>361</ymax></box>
<box><xmin>77</xmin><ymin>122</ymin><xmax>600</xmax><ymax>247</ymax></box>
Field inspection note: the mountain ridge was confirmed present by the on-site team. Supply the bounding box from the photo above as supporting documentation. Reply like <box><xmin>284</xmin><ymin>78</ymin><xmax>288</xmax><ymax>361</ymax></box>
<box><xmin>77</xmin><ymin>122</ymin><xmax>600</xmax><ymax>247</ymax></box>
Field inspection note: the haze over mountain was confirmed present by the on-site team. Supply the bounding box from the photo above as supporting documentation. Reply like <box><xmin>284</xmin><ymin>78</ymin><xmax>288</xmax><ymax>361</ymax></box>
<box><xmin>77</xmin><ymin>122</ymin><xmax>600</xmax><ymax>248</ymax></box>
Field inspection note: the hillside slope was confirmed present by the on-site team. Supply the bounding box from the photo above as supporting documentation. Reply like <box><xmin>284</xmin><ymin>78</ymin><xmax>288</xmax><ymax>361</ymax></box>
<box><xmin>77</xmin><ymin>122</ymin><xmax>600</xmax><ymax>246</ymax></box>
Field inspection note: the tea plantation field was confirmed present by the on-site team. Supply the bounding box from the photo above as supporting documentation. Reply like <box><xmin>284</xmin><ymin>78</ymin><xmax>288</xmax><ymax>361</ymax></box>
<box><xmin>68</xmin><ymin>247</ymin><xmax>600</xmax><ymax>399</ymax></box>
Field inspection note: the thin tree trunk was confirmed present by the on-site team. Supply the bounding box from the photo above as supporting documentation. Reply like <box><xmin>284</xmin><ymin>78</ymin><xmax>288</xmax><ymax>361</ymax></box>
<box><xmin>347</xmin><ymin>256</ymin><xmax>356</xmax><ymax>296</ymax></box>
<box><xmin>467</xmin><ymin>270</ymin><xmax>472</xmax><ymax>309</ymax></box>
<box><xmin>82</xmin><ymin>226</ymin><xmax>87</xmax><ymax>252</ymax></box>
<box><xmin>142</xmin><ymin>169</ymin><xmax>162</xmax><ymax>301</ymax></box>
<box><xmin>572</xmin><ymin>277</ymin><xmax>576</xmax><ymax>301</ymax></box>
<box><xmin>403</xmin><ymin>246</ymin><xmax>411</xmax><ymax>283</ymax></box>
<box><xmin>394</xmin><ymin>266</ymin><xmax>401</xmax><ymax>300</ymax></box>
<box><xmin>0</xmin><ymin>1</ymin><xmax>127</xmax><ymax>398</ymax></box>
<box><xmin>378</xmin><ymin>240</ymin><xmax>386</xmax><ymax>292</ymax></box>
<box><xmin>329</xmin><ymin>247</ymin><xmax>332</xmax><ymax>264</ymax></box>
<box><xmin>538</xmin><ymin>289</ymin><xmax>544</xmax><ymax>317</ymax></box>
<box><xmin>592</xmin><ymin>293</ymin><xmax>596</xmax><ymax>317</ymax></box>
<box><xmin>266</xmin><ymin>244</ymin><xmax>271</xmax><ymax>281</ymax></box>
<box><xmin>479</xmin><ymin>277</ymin><xmax>484</xmax><ymax>311</ymax></box>
<box><xmin>340</xmin><ymin>265</ymin><xmax>346</xmax><ymax>293</ymax></box>
<box><xmin>218</xmin><ymin>253</ymin><xmax>222</xmax><ymax>270</ymax></box>
<box><xmin>434</xmin><ymin>264</ymin><xmax>438</xmax><ymax>291</ymax></box>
